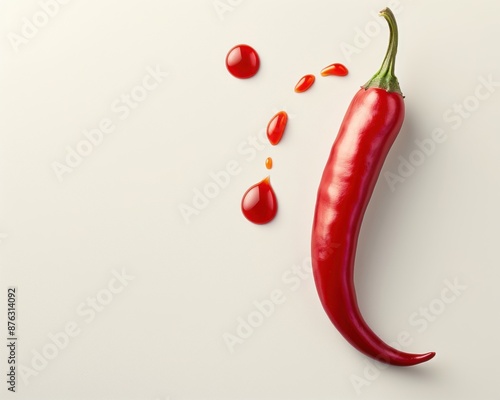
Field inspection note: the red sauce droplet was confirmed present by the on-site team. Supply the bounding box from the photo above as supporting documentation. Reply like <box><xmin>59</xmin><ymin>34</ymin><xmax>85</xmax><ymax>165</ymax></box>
<box><xmin>265</xmin><ymin>157</ymin><xmax>273</xmax><ymax>170</ymax></box>
<box><xmin>241</xmin><ymin>176</ymin><xmax>277</xmax><ymax>224</ymax></box>
<box><xmin>320</xmin><ymin>63</ymin><xmax>349</xmax><ymax>77</ymax></box>
<box><xmin>266</xmin><ymin>111</ymin><xmax>288</xmax><ymax>145</ymax></box>
<box><xmin>225</xmin><ymin>44</ymin><xmax>260</xmax><ymax>79</ymax></box>
<box><xmin>294</xmin><ymin>74</ymin><xmax>315</xmax><ymax>93</ymax></box>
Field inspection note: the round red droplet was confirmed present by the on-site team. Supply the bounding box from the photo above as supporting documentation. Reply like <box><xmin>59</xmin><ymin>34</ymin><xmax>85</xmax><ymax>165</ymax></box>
<box><xmin>320</xmin><ymin>63</ymin><xmax>349</xmax><ymax>77</ymax></box>
<box><xmin>294</xmin><ymin>74</ymin><xmax>315</xmax><ymax>93</ymax></box>
<box><xmin>267</xmin><ymin>111</ymin><xmax>288</xmax><ymax>145</ymax></box>
<box><xmin>241</xmin><ymin>176</ymin><xmax>277</xmax><ymax>224</ymax></box>
<box><xmin>265</xmin><ymin>157</ymin><xmax>273</xmax><ymax>170</ymax></box>
<box><xmin>226</xmin><ymin>44</ymin><xmax>260</xmax><ymax>79</ymax></box>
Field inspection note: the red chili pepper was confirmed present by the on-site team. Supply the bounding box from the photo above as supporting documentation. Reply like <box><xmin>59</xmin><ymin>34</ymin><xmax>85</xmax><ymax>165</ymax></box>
<box><xmin>311</xmin><ymin>8</ymin><xmax>435</xmax><ymax>366</ymax></box>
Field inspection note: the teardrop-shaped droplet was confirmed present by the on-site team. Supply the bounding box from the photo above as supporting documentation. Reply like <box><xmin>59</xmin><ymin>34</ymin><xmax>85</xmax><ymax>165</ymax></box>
<box><xmin>267</xmin><ymin>111</ymin><xmax>288</xmax><ymax>145</ymax></box>
<box><xmin>320</xmin><ymin>63</ymin><xmax>349</xmax><ymax>77</ymax></box>
<box><xmin>294</xmin><ymin>74</ymin><xmax>315</xmax><ymax>93</ymax></box>
<box><xmin>241</xmin><ymin>176</ymin><xmax>278</xmax><ymax>224</ymax></box>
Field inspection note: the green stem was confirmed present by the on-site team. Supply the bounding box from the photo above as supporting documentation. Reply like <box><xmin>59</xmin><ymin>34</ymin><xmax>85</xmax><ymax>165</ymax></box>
<box><xmin>363</xmin><ymin>8</ymin><xmax>402</xmax><ymax>95</ymax></box>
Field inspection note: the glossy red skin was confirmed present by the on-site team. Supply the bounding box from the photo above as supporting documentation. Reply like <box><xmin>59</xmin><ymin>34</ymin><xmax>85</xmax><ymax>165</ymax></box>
<box><xmin>311</xmin><ymin>87</ymin><xmax>435</xmax><ymax>366</ymax></box>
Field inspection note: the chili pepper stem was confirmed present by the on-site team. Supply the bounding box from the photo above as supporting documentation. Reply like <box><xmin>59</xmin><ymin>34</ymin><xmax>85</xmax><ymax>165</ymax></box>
<box><xmin>363</xmin><ymin>8</ymin><xmax>402</xmax><ymax>95</ymax></box>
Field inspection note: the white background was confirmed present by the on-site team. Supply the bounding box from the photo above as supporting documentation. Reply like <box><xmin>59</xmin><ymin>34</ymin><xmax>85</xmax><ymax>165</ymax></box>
<box><xmin>1</xmin><ymin>0</ymin><xmax>499</xmax><ymax>399</ymax></box>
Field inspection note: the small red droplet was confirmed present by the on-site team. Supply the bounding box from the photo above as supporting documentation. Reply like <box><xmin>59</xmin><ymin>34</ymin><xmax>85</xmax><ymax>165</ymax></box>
<box><xmin>225</xmin><ymin>44</ymin><xmax>260</xmax><ymax>79</ymax></box>
<box><xmin>265</xmin><ymin>157</ymin><xmax>273</xmax><ymax>170</ymax></box>
<box><xmin>294</xmin><ymin>74</ymin><xmax>315</xmax><ymax>93</ymax></box>
<box><xmin>241</xmin><ymin>176</ymin><xmax>278</xmax><ymax>224</ymax></box>
<box><xmin>266</xmin><ymin>111</ymin><xmax>288</xmax><ymax>145</ymax></box>
<box><xmin>320</xmin><ymin>63</ymin><xmax>349</xmax><ymax>77</ymax></box>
